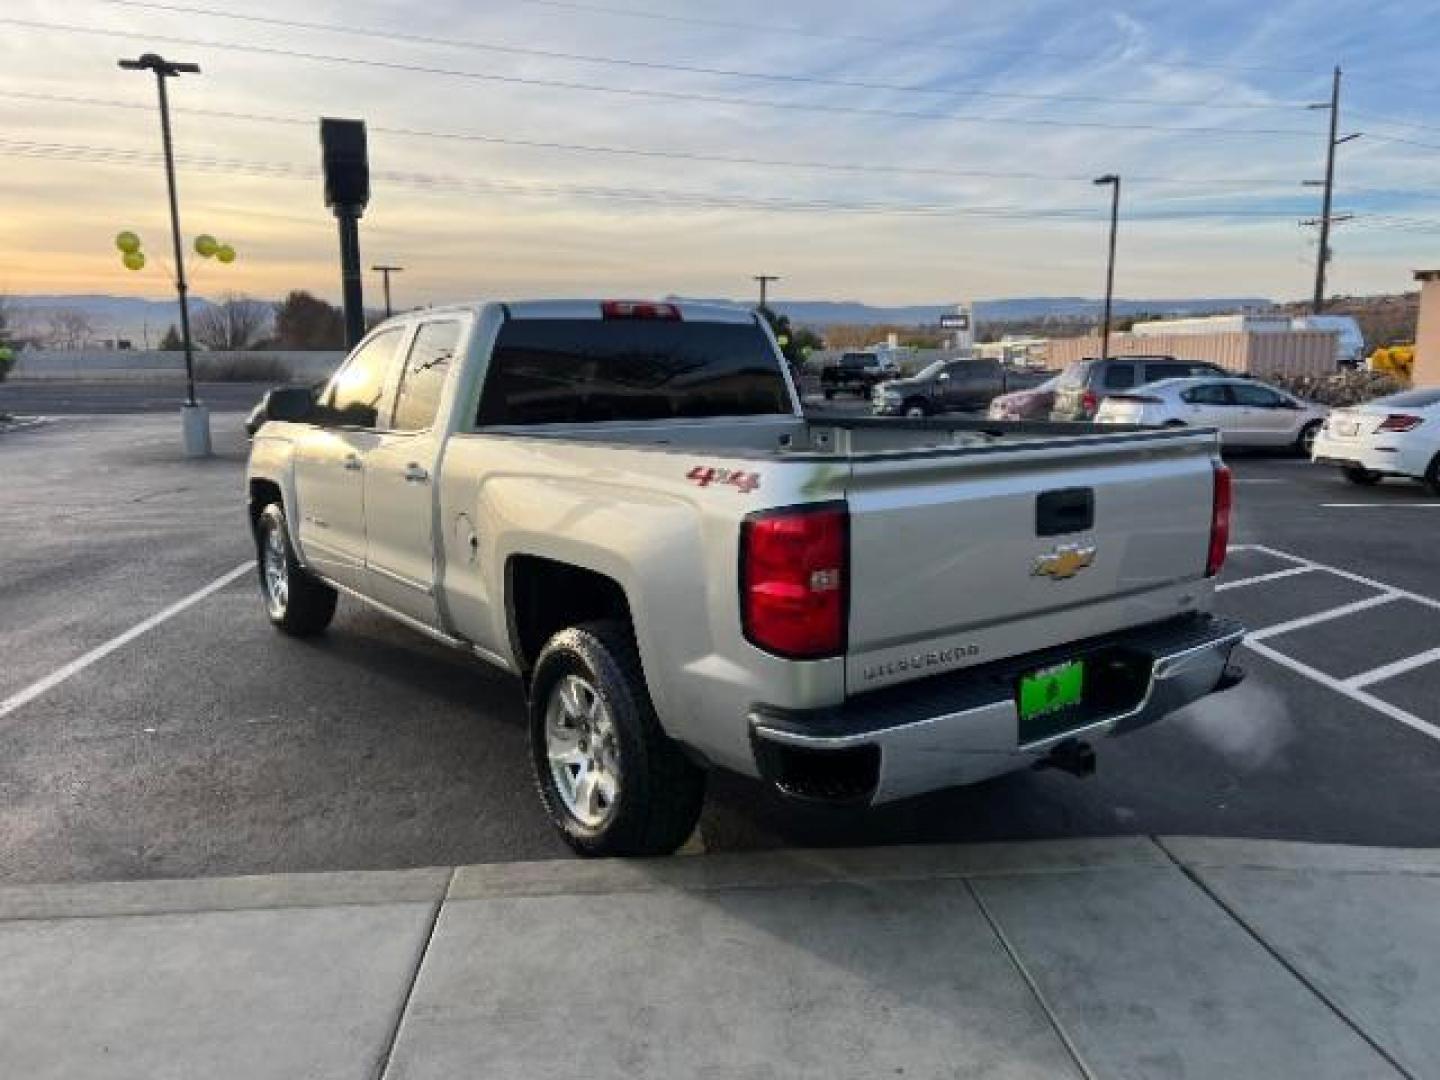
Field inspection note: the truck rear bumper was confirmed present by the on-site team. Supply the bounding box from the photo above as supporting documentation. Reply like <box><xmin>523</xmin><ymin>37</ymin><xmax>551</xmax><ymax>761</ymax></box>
<box><xmin>748</xmin><ymin>614</ymin><xmax>1245</xmax><ymax>804</ymax></box>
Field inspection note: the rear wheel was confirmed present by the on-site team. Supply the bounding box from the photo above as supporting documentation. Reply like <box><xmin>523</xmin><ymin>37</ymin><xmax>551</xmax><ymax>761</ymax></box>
<box><xmin>1342</xmin><ymin>465</ymin><xmax>1382</xmax><ymax>486</ymax></box>
<box><xmin>1296</xmin><ymin>420</ymin><xmax>1323</xmax><ymax>457</ymax></box>
<box><xmin>529</xmin><ymin>620</ymin><xmax>706</xmax><ymax>857</ymax></box>
<box><xmin>255</xmin><ymin>503</ymin><xmax>337</xmax><ymax>636</ymax></box>
<box><xmin>1424</xmin><ymin>455</ymin><xmax>1440</xmax><ymax>496</ymax></box>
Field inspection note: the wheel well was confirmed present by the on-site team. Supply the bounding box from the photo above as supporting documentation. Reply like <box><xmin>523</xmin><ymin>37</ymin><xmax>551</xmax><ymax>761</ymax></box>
<box><xmin>507</xmin><ymin>556</ymin><xmax>632</xmax><ymax>676</ymax></box>
<box><xmin>248</xmin><ymin>479</ymin><xmax>283</xmax><ymax>533</ymax></box>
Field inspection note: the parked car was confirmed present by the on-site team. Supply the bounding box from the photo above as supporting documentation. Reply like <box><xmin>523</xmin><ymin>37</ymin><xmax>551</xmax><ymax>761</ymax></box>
<box><xmin>1050</xmin><ymin>357</ymin><xmax>1233</xmax><ymax>421</ymax></box>
<box><xmin>1312</xmin><ymin>387</ymin><xmax>1440</xmax><ymax>491</ymax></box>
<box><xmin>245</xmin><ymin>298</ymin><xmax>1244</xmax><ymax>857</ymax></box>
<box><xmin>1094</xmin><ymin>377</ymin><xmax>1328</xmax><ymax>453</ymax></box>
<box><xmin>820</xmin><ymin>351</ymin><xmax>896</xmax><ymax>399</ymax></box>
<box><xmin>988</xmin><ymin>375</ymin><xmax>1060</xmax><ymax>421</ymax></box>
<box><xmin>872</xmin><ymin>357</ymin><xmax>1053</xmax><ymax>417</ymax></box>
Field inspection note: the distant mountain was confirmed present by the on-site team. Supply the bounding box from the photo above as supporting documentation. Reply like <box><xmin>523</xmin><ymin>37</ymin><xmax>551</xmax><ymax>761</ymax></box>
<box><xmin>670</xmin><ymin>297</ymin><xmax>1272</xmax><ymax>326</ymax></box>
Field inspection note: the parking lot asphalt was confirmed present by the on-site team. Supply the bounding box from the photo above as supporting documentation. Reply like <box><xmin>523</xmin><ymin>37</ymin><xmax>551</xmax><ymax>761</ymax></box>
<box><xmin>2</xmin><ymin>403</ymin><xmax>1439</xmax><ymax>884</ymax></box>
<box><xmin>0</xmin><ymin>380</ymin><xmax>270</xmax><ymax>416</ymax></box>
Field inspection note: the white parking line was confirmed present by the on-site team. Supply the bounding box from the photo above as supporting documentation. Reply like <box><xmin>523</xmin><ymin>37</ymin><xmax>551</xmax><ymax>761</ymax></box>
<box><xmin>1345</xmin><ymin>647</ymin><xmax>1440</xmax><ymax>690</ymax></box>
<box><xmin>1246</xmin><ymin>593</ymin><xmax>1400</xmax><ymax>642</ymax></box>
<box><xmin>1245</xmin><ymin>640</ymin><xmax>1440</xmax><ymax>744</ymax></box>
<box><xmin>0</xmin><ymin>561</ymin><xmax>253</xmax><ymax>723</ymax></box>
<box><xmin>1215</xmin><ymin>565</ymin><xmax>1317</xmax><ymax>592</ymax></box>
<box><xmin>1320</xmin><ymin>503</ymin><xmax>1440</xmax><ymax>509</ymax></box>
<box><xmin>1224</xmin><ymin>544</ymin><xmax>1440</xmax><ymax>742</ymax></box>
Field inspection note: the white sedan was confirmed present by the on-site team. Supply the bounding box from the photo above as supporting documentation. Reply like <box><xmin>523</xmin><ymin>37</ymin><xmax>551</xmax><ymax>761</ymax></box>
<box><xmin>1311</xmin><ymin>386</ymin><xmax>1440</xmax><ymax>493</ymax></box>
<box><xmin>1094</xmin><ymin>377</ymin><xmax>1328</xmax><ymax>453</ymax></box>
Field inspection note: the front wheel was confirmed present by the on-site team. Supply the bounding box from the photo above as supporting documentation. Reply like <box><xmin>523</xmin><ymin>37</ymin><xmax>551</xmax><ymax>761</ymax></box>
<box><xmin>903</xmin><ymin>400</ymin><xmax>930</xmax><ymax>419</ymax></box>
<box><xmin>1425</xmin><ymin>455</ymin><xmax>1440</xmax><ymax>496</ymax></box>
<box><xmin>1296</xmin><ymin>420</ymin><xmax>1322</xmax><ymax>457</ymax></box>
<box><xmin>529</xmin><ymin>621</ymin><xmax>706</xmax><ymax>857</ymax></box>
<box><xmin>255</xmin><ymin>502</ymin><xmax>337</xmax><ymax>636</ymax></box>
<box><xmin>1343</xmin><ymin>465</ymin><xmax>1382</xmax><ymax>486</ymax></box>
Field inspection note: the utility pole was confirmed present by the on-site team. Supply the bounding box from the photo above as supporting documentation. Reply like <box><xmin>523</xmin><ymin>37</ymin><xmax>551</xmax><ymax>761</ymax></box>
<box><xmin>372</xmin><ymin>265</ymin><xmax>403</xmax><ymax>318</ymax></box>
<box><xmin>119</xmin><ymin>51</ymin><xmax>209</xmax><ymax>457</ymax></box>
<box><xmin>1306</xmin><ymin>66</ymin><xmax>1361</xmax><ymax>314</ymax></box>
<box><xmin>753</xmin><ymin>274</ymin><xmax>780</xmax><ymax>311</ymax></box>
<box><xmin>1093</xmin><ymin>174</ymin><xmax>1121</xmax><ymax>361</ymax></box>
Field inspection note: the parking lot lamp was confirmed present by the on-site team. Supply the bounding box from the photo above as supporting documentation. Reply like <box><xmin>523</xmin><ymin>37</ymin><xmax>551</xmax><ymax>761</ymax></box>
<box><xmin>1093</xmin><ymin>174</ymin><xmax>1121</xmax><ymax>361</ymax></box>
<box><xmin>119</xmin><ymin>52</ymin><xmax>209</xmax><ymax>456</ymax></box>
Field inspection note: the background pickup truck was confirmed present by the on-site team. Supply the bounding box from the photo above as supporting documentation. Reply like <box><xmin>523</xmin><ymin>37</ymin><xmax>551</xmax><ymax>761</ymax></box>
<box><xmin>872</xmin><ymin>357</ymin><xmax>1054</xmax><ymax>417</ymax></box>
<box><xmin>820</xmin><ymin>351</ymin><xmax>898</xmax><ymax>398</ymax></box>
<box><xmin>246</xmin><ymin>299</ymin><xmax>1245</xmax><ymax>857</ymax></box>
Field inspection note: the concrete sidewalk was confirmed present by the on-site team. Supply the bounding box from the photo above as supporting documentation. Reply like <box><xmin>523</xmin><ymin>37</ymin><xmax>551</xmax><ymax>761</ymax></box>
<box><xmin>2</xmin><ymin>837</ymin><xmax>1437</xmax><ymax>1079</ymax></box>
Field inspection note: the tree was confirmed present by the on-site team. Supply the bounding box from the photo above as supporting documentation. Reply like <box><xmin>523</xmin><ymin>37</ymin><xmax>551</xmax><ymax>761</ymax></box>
<box><xmin>757</xmin><ymin>306</ymin><xmax>821</xmax><ymax>368</ymax></box>
<box><xmin>158</xmin><ymin>324</ymin><xmax>184</xmax><ymax>350</ymax></box>
<box><xmin>45</xmin><ymin>308</ymin><xmax>93</xmax><ymax>350</ymax></box>
<box><xmin>193</xmin><ymin>293</ymin><xmax>270</xmax><ymax>351</ymax></box>
<box><xmin>273</xmin><ymin>290</ymin><xmax>346</xmax><ymax>350</ymax></box>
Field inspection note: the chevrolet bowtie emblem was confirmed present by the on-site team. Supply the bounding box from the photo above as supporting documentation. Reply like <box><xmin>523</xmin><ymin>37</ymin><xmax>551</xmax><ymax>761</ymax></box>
<box><xmin>1032</xmin><ymin>543</ymin><xmax>1097</xmax><ymax>581</ymax></box>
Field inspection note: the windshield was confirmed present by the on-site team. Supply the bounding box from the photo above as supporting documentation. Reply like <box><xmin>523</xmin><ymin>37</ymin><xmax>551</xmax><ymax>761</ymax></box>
<box><xmin>914</xmin><ymin>359</ymin><xmax>949</xmax><ymax>380</ymax></box>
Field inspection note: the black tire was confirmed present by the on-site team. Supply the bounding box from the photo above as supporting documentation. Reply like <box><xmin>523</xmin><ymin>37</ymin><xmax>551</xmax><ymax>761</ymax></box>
<box><xmin>1296</xmin><ymin>420</ymin><xmax>1323</xmax><ymax>457</ymax></box>
<box><xmin>903</xmin><ymin>399</ymin><xmax>930</xmax><ymax>419</ymax></box>
<box><xmin>255</xmin><ymin>502</ymin><xmax>337</xmax><ymax>636</ymax></box>
<box><xmin>1425</xmin><ymin>455</ymin><xmax>1440</xmax><ymax>496</ymax></box>
<box><xmin>529</xmin><ymin>621</ymin><xmax>706</xmax><ymax>857</ymax></box>
<box><xmin>823</xmin><ymin>388</ymin><xmax>835</xmax><ymax>400</ymax></box>
<box><xmin>1342</xmin><ymin>465</ymin><xmax>1382</xmax><ymax>487</ymax></box>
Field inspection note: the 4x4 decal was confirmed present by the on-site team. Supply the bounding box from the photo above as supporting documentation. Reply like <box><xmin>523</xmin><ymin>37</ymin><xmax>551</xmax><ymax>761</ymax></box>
<box><xmin>686</xmin><ymin>465</ymin><xmax>760</xmax><ymax>494</ymax></box>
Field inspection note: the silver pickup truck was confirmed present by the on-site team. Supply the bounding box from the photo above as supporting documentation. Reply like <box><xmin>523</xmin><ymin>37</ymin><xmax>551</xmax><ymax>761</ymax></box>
<box><xmin>245</xmin><ymin>299</ymin><xmax>1245</xmax><ymax>856</ymax></box>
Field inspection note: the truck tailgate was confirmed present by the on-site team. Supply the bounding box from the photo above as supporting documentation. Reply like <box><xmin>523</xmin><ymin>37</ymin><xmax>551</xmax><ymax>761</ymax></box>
<box><xmin>844</xmin><ymin>433</ymin><xmax>1219</xmax><ymax>692</ymax></box>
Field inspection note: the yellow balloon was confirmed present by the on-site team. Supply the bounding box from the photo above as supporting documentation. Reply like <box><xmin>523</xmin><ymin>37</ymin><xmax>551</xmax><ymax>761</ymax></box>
<box><xmin>194</xmin><ymin>234</ymin><xmax>219</xmax><ymax>257</ymax></box>
<box><xmin>115</xmin><ymin>230</ymin><xmax>141</xmax><ymax>254</ymax></box>
<box><xmin>215</xmin><ymin>244</ymin><xmax>236</xmax><ymax>264</ymax></box>
<box><xmin>122</xmin><ymin>250</ymin><xmax>146</xmax><ymax>271</ymax></box>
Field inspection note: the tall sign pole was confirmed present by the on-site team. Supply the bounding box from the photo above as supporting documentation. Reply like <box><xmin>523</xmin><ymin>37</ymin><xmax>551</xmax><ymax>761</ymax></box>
<box><xmin>1306</xmin><ymin>67</ymin><xmax>1361</xmax><ymax>314</ymax></box>
<box><xmin>320</xmin><ymin>119</ymin><xmax>371</xmax><ymax>347</ymax></box>
<box><xmin>119</xmin><ymin>52</ymin><xmax>210</xmax><ymax>456</ymax></box>
<box><xmin>1093</xmin><ymin>174</ymin><xmax>1121</xmax><ymax>361</ymax></box>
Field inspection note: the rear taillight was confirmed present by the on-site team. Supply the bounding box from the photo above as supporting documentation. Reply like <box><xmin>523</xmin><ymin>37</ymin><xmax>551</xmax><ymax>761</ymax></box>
<box><xmin>741</xmin><ymin>504</ymin><xmax>847</xmax><ymax>659</ymax></box>
<box><xmin>601</xmin><ymin>300</ymin><xmax>681</xmax><ymax>321</ymax></box>
<box><xmin>1207</xmin><ymin>463</ymin><xmax>1232</xmax><ymax>578</ymax></box>
<box><xmin>1081</xmin><ymin>389</ymin><xmax>1099</xmax><ymax>416</ymax></box>
<box><xmin>1377</xmin><ymin>413</ymin><xmax>1424</xmax><ymax>432</ymax></box>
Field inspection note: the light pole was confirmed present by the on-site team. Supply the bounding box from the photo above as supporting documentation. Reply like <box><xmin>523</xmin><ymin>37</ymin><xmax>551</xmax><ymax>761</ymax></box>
<box><xmin>372</xmin><ymin>264</ymin><xmax>404</xmax><ymax>318</ymax></box>
<box><xmin>1093</xmin><ymin>174</ymin><xmax>1120</xmax><ymax>361</ymax></box>
<box><xmin>119</xmin><ymin>52</ymin><xmax>209</xmax><ymax>457</ymax></box>
<box><xmin>753</xmin><ymin>274</ymin><xmax>780</xmax><ymax>311</ymax></box>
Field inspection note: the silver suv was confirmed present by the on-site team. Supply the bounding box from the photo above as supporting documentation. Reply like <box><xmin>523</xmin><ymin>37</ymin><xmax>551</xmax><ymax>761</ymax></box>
<box><xmin>1050</xmin><ymin>357</ymin><xmax>1231</xmax><ymax>421</ymax></box>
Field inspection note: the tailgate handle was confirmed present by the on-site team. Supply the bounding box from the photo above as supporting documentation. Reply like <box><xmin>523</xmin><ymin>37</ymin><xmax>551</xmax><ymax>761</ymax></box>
<box><xmin>1037</xmin><ymin>487</ymin><xmax>1094</xmax><ymax>536</ymax></box>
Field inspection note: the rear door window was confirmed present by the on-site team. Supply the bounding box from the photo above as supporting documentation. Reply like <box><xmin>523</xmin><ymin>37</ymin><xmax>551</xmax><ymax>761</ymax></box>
<box><xmin>1144</xmin><ymin>362</ymin><xmax>1214</xmax><ymax>382</ymax></box>
<box><xmin>1230</xmin><ymin>383</ymin><xmax>1285</xmax><ymax>408</ymax></box>
<box><xmin>1181</xmin><ymin>383</ymin><xmax>1233</xmax><ymax>406</ymax></box>
<box><xmin>392</xmin><ymin>320</ymin><xmax>462</xmax><ymax>431</ymax></box>
<box><xmin>478</xmin><ymin>318</ymin><xmax>791</xmax><ymax>425</ymax></box>
<box><xmin>1102</xmin><ymin>364</ymin><xmax>1137</xmax><ymax>390</ymax></box>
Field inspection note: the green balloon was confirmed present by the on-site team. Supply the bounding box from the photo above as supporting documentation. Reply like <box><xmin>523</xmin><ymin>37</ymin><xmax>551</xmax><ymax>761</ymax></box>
<box><xmin>194</xmin><ymin>234</ymin><xmax>219</xmax><ymax>257</ymax></box>
<box><xmin>215</xmin><ymin>244</ymin><xmax>236</xmax><ymax>264</ymax></box>
<box><xmin>122</xmin><ymin>250</ymin><xmax>146</xmax><ymax>271</ymax></box>
<box><xmin>115</xmin><ymin>230</ymin><xmax>141</xmax><ymax>254</ymax></box>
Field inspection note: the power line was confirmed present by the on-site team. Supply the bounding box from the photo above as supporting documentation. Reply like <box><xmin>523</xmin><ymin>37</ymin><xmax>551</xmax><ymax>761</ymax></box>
<box><xmin>0</xmin><ymin>136</ymin><xmax>1351</xmax><ymax>221</ymax></box>
<box><xmin>483</xmin><ymin>0</ymin><xmax>1329</xmax><ymax>75</ymax></box>
<box><xmin>88</xmin><ymin>0</ymin><xmax>1315</xmax><ymax>112</ymax></box>
<box><xmin>0</xmin><ymin>17</ymin><xmax>1325</xmax><ymax>138</ymax></box>
<box><xmin>0</xmin><ymin>88</ymin><xmax>1335</xmax><ymax>190</ymax></box>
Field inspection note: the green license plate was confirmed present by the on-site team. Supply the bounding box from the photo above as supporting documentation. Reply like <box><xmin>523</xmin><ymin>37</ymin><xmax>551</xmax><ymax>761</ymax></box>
<box><xmin>1018</xmin><ymin>660</ymin><xmax>1086</xmax><ymax>738</ymax></box>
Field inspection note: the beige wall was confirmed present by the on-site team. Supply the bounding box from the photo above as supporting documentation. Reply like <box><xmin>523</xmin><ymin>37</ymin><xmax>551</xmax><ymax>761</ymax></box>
<box><xmin>1414</xmin><ymin>277</ymin><xmax>1440</xmax><ymax>388</ymax></box>
<box><xmin>1043</xmin><ymin>331</ymin><xmax>1338</xmax><ymax>378</ymax></box>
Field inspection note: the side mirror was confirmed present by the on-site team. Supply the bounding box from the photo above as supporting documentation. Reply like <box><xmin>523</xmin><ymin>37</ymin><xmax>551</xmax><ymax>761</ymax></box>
<box><xmin>937</xmin><ymin>372</ymin><xmax>951</xmax><ymax>381</ymax></box>
<box><xmin>265</xmin><ymin>385</ymin><xmax>318</xmax><ymax>423</ymax></box>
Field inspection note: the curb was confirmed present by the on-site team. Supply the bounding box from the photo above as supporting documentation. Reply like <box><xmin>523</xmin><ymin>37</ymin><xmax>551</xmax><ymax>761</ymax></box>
<box><xmin>2</xmin><ymin>836</ymin><xmax>1437</xmax><ymax>923</ymax></box>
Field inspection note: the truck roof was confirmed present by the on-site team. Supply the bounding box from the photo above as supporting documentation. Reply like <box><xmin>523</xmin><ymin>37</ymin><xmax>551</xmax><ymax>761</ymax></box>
<box><xmin>379</xmin><ymin>299</ymin><xmax>759</xmax><ymax>325</ymax></box>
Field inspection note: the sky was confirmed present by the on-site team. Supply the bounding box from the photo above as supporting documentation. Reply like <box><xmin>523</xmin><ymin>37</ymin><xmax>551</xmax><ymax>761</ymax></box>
<box><xmin>3</xmin><ymin>0</ymin><xmax>1440</xmax><ymax>311</ymax></box>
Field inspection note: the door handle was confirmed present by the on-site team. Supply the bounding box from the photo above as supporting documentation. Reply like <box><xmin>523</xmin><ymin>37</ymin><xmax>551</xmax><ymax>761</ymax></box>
<box><xmin>404</xmin><ymin>463</ymin><xmax>430</xmax><ymax>483</ymax></box>
<box><xmin>343</xmin><ymin>454</ymin><xmax>363</xmax><ymax>471</ymax></box>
